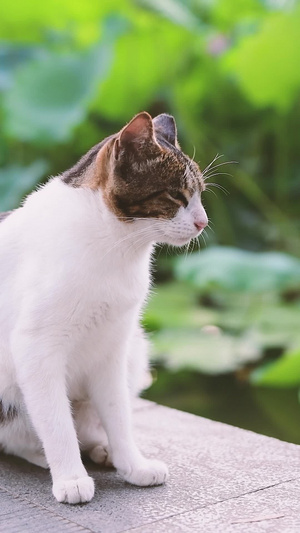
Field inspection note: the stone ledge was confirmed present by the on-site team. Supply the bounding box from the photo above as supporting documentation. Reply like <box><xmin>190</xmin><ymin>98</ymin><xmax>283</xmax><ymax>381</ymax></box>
<box><xmin>0</xmin><ymin>400</ymin><xmax>299</xmax><ymax>532</ymax></box>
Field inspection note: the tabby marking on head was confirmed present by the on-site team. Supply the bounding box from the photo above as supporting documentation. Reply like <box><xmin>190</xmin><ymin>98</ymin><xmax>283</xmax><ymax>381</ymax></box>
<box><xmin>62</xmin><ymin>112</ymin><xmax>206</xmax><ymax>222</ymax></box>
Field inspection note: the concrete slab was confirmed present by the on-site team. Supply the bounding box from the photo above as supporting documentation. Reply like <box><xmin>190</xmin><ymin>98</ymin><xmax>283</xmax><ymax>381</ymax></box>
<box><xmin>0</xmin><ymin>400</ymin><xmax>299</xmax><ymax>532</ymax></box>
<box><xmin>132</xmin><ymin>479</ymin><xmax>300</xmax><ymax>533</ymax></box>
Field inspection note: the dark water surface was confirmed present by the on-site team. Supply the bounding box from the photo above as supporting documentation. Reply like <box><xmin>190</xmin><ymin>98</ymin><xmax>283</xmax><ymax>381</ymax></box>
<box><xmin>144</xmin><ymin>368</ymin><xmax>300</xmax><ymax>445</ymax></box>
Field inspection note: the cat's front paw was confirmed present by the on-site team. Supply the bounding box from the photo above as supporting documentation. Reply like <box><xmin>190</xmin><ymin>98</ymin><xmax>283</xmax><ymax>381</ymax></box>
<box><xmin>119</xmin><ymin>458</ymin><xmax>168</xmax><ymax>487</ymax></box>
<box><xmin>52</xmin><ymin>476</ymin><xmax>94</xmax><ymax>504</ymax></box>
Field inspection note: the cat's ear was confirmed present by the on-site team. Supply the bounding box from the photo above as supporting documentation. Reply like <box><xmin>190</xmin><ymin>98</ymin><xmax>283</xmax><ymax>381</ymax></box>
<box><xmin>153</xmin><ymin>113</ymin><xmax>178</xmax><ymax>147</ymax></box>
<box><xmin>114</xmin><ymin>112</ymin><xmax>157</xmax><ymax>160</ymax></box>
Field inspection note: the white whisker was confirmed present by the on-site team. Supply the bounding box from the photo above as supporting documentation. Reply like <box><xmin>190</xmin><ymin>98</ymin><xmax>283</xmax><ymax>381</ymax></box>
<box><xmin>202</xmin><ymin>160</ymin><xmax>237</xmax><ymax>178</ymax></box>
<box><xmin>203</xmin><ymin>171</ymin><xmax>233</xmax><ymax>182</ymax></box>
<box><xmin>191</xmin><ymin>144</ymin><xmax>196</xmax><ymax>162</ymax></box>
<box><xmin>203</xmin><ymin>187</ymin><xmax>218</xmax><ymax>198</ymax></box>
<box><xmin>202</xmin><ymin>154</ymin><xmax>223</xmax><ymax>175</ymax></box>
<box><xmin>206</xmin><ymin>183</ymin><xmax>229</xmax><ymax>195</ymax></box>
<box><xmin>201</xmin><ymin>230</ymin><xmax>208</xmax><ymax>247</ymax></box>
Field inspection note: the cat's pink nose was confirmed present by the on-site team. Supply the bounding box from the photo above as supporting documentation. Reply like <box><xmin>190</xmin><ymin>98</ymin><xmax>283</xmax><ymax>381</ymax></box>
<box><xmin>194</xmin><ymin>219</ymin><xmax>207</xmax><ymax>232</ymax></box>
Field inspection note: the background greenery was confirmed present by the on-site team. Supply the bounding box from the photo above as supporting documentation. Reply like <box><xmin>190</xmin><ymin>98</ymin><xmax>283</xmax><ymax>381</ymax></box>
<box><xmin>1</xmin><ymin>0</ymin><xmax>300</xmax><ymax>442</ymax></box>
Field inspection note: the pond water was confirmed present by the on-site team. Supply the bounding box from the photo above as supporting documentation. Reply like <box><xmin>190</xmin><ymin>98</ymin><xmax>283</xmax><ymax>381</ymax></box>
<box><xmin>144</xmin><ymin>367</ymin><xmax>300</xmax><ymax>445</ymax></box>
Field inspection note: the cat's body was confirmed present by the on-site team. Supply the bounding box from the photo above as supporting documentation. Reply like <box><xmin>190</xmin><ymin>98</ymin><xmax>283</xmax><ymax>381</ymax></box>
<box><xmin>0</xmin><ymin>179</ymin><xmax>151</xmax><ymax>468</ymax></box>
<box><xmin>0</xmin><ymin>112</ymin><xmax>207</xmax><ymax>504</ymax></box>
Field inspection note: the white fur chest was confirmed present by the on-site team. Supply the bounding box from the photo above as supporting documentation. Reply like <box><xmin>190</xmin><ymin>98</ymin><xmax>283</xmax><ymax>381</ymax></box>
<box><xmin>80</xmin><ymin>251</ymin><xmax>151</xmax><ymax>326</ymax></box>
<box><xmin>46</xmin><ymin>180</ymin><xmax>152</xmax><ymax>325</ymax></box>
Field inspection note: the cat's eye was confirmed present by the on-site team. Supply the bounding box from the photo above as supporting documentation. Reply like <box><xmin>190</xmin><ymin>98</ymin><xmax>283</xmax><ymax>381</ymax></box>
<box><xmin>170</xmin><ymin>191</ymin><xmax>189</xmax><ymax>207</ymax></box>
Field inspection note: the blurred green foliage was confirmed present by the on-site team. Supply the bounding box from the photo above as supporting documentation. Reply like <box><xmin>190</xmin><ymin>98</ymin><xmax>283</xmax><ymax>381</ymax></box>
<box><xmin>1</xmin><ymin>0</ymin><xmax>300</xmax><ymax>253</ymax></box>
<box><xmin>175</xmin><ymin>247</ymin><xmax>300</xmax><ymax>293</ymax></box>
<box><xmin>251</xmin><ymin>348</ymin><xmax>300</xmax><ymax>387</ymax></box>
<box><xmin>145</xmin><ymin>248</ymin><xmax>300</xmax><ymax>376</ymax></box>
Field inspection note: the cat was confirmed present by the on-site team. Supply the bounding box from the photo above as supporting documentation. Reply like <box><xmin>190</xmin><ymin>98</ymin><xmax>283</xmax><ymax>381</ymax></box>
<box><xmin>0</xmin><ymin>111</ymin><xmax>208</xmax><ymax>504</ymax></box>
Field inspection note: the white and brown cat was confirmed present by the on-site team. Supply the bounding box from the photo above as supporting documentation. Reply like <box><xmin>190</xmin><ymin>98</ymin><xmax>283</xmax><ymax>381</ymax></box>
<box><xmin>0</xmin><ymin>112</ymin><xmax>208</xmax><ymax>504</ymax></box>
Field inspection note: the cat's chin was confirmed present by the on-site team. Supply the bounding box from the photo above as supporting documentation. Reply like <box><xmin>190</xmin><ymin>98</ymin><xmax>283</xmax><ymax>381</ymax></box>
<box><xmin>159</xmin><ymin>236</ymin><xmax>192</xmax><ymax>247</ymax></box>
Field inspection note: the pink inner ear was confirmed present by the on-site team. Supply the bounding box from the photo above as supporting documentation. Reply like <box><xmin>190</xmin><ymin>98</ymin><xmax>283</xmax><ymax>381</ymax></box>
<box><xmin>120</xmin><ymin>112</ymin><xmax>153</xmax><ymax>144</ymax></box>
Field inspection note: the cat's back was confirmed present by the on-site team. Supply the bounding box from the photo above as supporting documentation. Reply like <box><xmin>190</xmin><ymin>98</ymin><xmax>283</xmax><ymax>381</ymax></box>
<box><xmin>0</xmin><ymin>178</ymin><xmax>98</xmax><ymax>266</ymax></box>
<box><xmin>0</xmin><ymin>205</ymin><xmax>24</xmax><ymax>283</ymax></box>
<box><xmin>0</xmin><ymin>179</ymin><xmax>68</xmax><ymax>271</ymax></box>
<box><xmin>0</xmin><ymin>204</ymin><xmax>30</xmax><ymax>339</ymax></box>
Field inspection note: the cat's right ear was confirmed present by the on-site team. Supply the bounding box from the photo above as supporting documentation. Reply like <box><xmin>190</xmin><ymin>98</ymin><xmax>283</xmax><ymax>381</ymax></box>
<box><xmin>114</xmin><ymin>112</ymin><xmax>158</xmax><ymax>160</ymax></box>
<box><xmin>153</xmin><ymin>113</ymin><xmax>179</xmax><ymax>147</ymax></box>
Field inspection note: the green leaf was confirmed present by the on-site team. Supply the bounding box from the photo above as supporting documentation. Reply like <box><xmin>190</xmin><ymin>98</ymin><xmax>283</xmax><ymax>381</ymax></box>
<box><xmin>222</xmin><ymin>11</ymin><xmax>300</xmax><ymax>110</ymax></box>
<box><xmin>0</xmin><ymin>0</ymin><xmax>128</xmax><ymax>44</ymax></box>
<box><xmin>151</xmin><ymin>328</ymin><xmax>261</xmax><ymax>374</ymax></box>
<box><xmin>0</xmin><ymin>160</ymin><xmax>48</xmax><ymax>210</ymax></box>
<box><xmin>175</xmin><ymin>247</ymin><xmax>300</xmax><ymax>293</ymax></box>
<box><xmin>144</xmin><ymin>281</ymin><xmax>217</xmax><ymax>330</ymax></box>
<box><xmin>2</xmin><ymin>14</ymin><xmax>123</xmax><ymax>144</ymax></box>
<box><xmin>211</xmin><ymin>0</ymin><xmax>266</xmax><ymax>31</ymax></box>
<box><xmin>3</xmin><ymin>47</ymin><xmax>109</xmax><ymax>143</ymax></box>
<box><xmin>137</xmin><ymin>0</ymin><xmax>201</xmax><ymax>30</ymax></box>
<box><xmin>251</xmin><ymin>348</ymin><xmax>300</xmax><ymax>387</ymax></box>
<box><xmin>94</xmin><ymin>13</ymin><xmax>191</xmax><ymax>120</ymax></box>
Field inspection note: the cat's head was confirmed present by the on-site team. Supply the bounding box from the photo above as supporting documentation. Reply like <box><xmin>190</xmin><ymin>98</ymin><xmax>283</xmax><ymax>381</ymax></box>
<box><xmin>68</xmin><ymin>112</ymin><xmax>208</xmax><ymax>246</ymax></box>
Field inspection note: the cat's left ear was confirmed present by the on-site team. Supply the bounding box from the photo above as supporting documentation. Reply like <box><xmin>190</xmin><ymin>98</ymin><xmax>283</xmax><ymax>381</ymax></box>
<box><xmin>153</xmin><ymin>113</ymin><xmax>178</xmax><ymax>147</ymax></box>
<box><xmin>114</xmin><ymin>112</ymin><xmax>158</xmax><ymax>160</ymax></box>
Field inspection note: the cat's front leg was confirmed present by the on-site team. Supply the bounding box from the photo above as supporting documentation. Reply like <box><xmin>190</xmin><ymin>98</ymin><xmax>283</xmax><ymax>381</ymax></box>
<box><xmin>12</xmin><ymin>331</ymin><xmax>94</xmax><ymax>504</ymax></box>
<box><xmin>89</xmin><ymin>345</ymin><xmax>168</xmax><ymax>487</ymax></box>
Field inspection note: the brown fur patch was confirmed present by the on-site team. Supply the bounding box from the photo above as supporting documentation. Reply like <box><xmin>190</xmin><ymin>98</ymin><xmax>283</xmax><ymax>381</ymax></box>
<box><xmin>61</xmin><ymin>135</ymin><xmax>116</xmax><ymax>188</ymax></box>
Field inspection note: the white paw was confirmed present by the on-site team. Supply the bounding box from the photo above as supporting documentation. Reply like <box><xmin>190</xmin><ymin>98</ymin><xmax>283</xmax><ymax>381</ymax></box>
<box><xmin>52</xmin><ymin>476</ymin><xmax>94</xmax><ymax>504</ymax></box>
<box><xmin>89</xmin><ymin>445</ymin><xmax>113</xmax><ymax>467</ymax></box>
<box><xmin>119</xmin><ymin>458</ymin><xmax>168</xmax><ymax>487</ymax></box>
